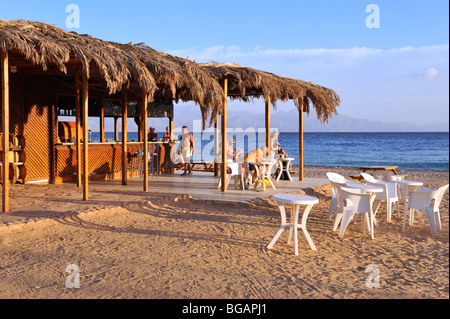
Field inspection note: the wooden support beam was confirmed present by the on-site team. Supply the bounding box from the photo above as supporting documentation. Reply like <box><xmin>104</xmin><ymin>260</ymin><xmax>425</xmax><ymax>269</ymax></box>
<box><xmin>114</xmin><ymin>117</ymin><xmax>119</xmax><ymax>142</ymax></box>
<box><xmin>142</xmin><ymin>91</ymin><xmax>149</xmax><ymax>192</ymax></box>
<box><xmin>214</xmin><ymin>115</ymin><xmax>219</xmax><ymax>177</ymax></box>
<box><xmin>82</xmin><ymin>73</ymin><xmax>89</xmax><ymax>200</ymax></box>
<box><xmin>75</xmin><ymin>74</ymin><xmax>82</xmax><ymax>188</ymax></box>
<box><xmin>169</xmin><ymin>117</ymin><xmax>174</xmax><ymax>140</ymax></box>
<box><xmin>221</xmin><ymin>79</ymin><xmax>228</xmax><ymax>192</ymax></box>
<box><xmin>1</xmin><ymin>51</ymin><xmax>10</xmax><ymax>213</ymax></box>
<box><xmin>299</xmin><ymin>104</ymin><xmax>304</xmax><ymax>182</ymax></box>
<box><xmin>100</xmin><ymin>97</ymin><xmax>105</xmax><ymax>143</ymax></box>
<box><xmin>265</xmin><ymin>98</ymin><xmax>271</xmax><ymax>152</ymax></box>
<box><xmin>122</xmin><ymin>87</ymin><xmax>128</xmax><ymax>185</ymax></box>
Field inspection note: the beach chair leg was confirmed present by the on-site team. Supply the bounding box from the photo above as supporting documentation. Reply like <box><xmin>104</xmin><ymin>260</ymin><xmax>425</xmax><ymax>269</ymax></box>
<box><xmin>424</xmin><ymin>208</ymin><xmax>437</xmax><ymax>234</ymax></box>
<box><xmin>332</xmin><ymin>212</ymin><xmax>342</xmax><ymax>231</ymax></box>
<box><xmin>327</xmin><ymin>195</ymin><xmax>337</xmax><ymax>220</ymax></box>
<box><xmin>410</xmin><ymin>209</ymin><xmax>415</xmax><ymax>226</ymax></box>
<box><xmin>370</xmin><ymin>212</ymin><xmax>375</xmax><ymax>239</ymax></box>
<box><xmin>402</xmin><ymin>208</ymin><xmax>409</xmax><ymax>232</ymax></box>
<box><xmin>435</xmin><ymin>210</ymin><xmax>442</xmax><ymax>231</ymax></box>
<box><xmin>339</xmin><ymin>210</ymin><xmax>355</xmax><ymax>238</ymax></box>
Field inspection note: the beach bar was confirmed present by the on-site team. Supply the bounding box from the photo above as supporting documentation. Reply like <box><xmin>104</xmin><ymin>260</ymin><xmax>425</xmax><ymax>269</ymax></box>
<box><xmin>0</xmin><ymin>20</ymin><xmax>224</xmax><ymax>212</ymax></box>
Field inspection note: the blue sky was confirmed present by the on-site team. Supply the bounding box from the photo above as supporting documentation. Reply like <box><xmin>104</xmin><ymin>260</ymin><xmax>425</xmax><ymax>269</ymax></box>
<box><xmin>2</xmin><ymin>0</ymin><xmax>449</xmax><ymax>128</ymax></box>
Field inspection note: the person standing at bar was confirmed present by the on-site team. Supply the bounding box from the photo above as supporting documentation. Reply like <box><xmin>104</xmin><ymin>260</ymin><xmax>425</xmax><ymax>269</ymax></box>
<box><xmin>148</xmin><ymin>126</ymin><xmax>158</xmax><ymax>142</ymax></box>
<box><xmin>179</xmin><ymin>126</ymin><xmax>195</xmax><ymax>176</ymax></box>
<box><xmin>163</xmin><ymin>126</ymin><xmax>176</xmax><ymax>142</ymax></box>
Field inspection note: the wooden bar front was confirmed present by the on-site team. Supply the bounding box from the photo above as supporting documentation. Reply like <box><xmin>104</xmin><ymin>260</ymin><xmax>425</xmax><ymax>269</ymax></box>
<box><xmin>54</xmin><ymin>142</ymin><xmax>177</xmax><ymax>183</ymax></box>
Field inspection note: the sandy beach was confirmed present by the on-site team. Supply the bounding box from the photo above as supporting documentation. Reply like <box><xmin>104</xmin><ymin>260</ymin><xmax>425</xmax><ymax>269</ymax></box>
<box><xmin>0</xmin><ymin>166</ymin><xmax>448</xmax><ymax>299</ymax></box>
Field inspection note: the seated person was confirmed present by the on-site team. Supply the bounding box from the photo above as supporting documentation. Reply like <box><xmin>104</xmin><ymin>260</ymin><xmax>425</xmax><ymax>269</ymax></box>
<box><xmin>277</xmin><ymin>142</ymin><xmax>288</xmax><ymax>158</ymax></box>
<box><xmin>227</xmin><ymin>139</ymin><xmax>244</xmax><ymax>162</ymax></box>
<box><xmin>276</xmin><ymin>142</ymin><xmax>292</xmax><ymax>177</ymax></box>
<box><xmin>244</xmin><ymin>147</ymin><xmax>264</xmax><ymax>181</ymax></box>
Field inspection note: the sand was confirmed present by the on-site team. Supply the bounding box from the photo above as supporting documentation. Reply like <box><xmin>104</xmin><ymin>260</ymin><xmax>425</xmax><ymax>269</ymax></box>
<box><xmin>0</xmin><ymin>166</ymin><xmax>448</xmax><ymax>299</ymax></box>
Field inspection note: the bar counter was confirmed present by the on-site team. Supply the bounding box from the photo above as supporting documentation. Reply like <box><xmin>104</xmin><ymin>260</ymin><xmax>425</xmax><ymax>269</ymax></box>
<box><xmin>54</xmin><ymin>141</ymin><xmax>178</xmax><ymax>183</ymax></box>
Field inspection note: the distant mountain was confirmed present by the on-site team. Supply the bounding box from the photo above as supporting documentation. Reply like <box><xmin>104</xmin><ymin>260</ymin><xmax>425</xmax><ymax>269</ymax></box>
<box><xmin>210</xmin><ymin>108</ymin><xmax>449</xmax><ymax>132</ymax></box>
<box><xmin>93</xmin><ymin>104</ymin><xmax>449</xmax><ymax>133</ymax></box>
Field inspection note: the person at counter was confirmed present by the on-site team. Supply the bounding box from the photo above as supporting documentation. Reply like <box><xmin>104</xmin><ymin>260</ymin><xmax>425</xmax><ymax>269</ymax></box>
<box><xmin>163</xmin><ymin>126</ymin><xmax>176</xmax><ymax>143</ymax></box>
<box><xmin>148</xmin><ymin>126</ymin><xmax>159</xmax><ymax>142</ymax></box>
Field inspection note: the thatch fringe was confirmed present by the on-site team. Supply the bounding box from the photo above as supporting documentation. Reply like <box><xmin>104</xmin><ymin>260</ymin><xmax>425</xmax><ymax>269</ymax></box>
<box><xmin>1</xmin><ymin>20</ymin><xmax>340</xmax><ymax>127</ymax></box>
<box><xmin>0</xmin><ymin>19</ymin><xmax>224</xmax><ymax>127</ymax></box>
<box><xmin>200</xmin><ymin>62</ymin><xmax>341</xmax><ymax>123</ymax></box>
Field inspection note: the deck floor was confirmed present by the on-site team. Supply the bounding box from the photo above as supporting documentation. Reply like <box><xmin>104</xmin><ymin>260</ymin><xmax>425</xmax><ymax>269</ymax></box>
<box><xmin>92</xmin><ymin>171</ymin><xmax>329</xmax><ymax>202</ymax></box>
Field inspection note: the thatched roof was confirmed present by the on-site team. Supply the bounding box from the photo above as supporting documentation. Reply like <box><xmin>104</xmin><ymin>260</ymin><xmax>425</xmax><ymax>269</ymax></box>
<box><xmin>200</xmin><ymin>62</ymin><xmax>341</xmax><ymax>123</ymax></box>
<box><xmin>0</xmin><ymin>19</ymin><xmax>224</xmax><ymax>126</ymax></box>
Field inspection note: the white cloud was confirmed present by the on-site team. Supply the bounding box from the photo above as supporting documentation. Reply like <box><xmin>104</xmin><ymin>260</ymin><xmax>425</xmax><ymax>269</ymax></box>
<box><xmin>411</xmin><ymin>67</ymin><xmax>439</xmax><ymax>78</ymax></box>
<box><xmin>424</xmin><ymin>68</ymin><xmax>439</xmax><ymax>78</ymax></box>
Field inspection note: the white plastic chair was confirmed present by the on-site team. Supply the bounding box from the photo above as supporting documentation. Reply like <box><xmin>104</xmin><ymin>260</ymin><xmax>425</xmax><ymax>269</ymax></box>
<box><xmin>336</xmin><ymin>187</ymin><xmax>377</xmax><ymax>239</ymax></box>
<box><xmin>217</xmin><ymin>161</ymin><xmax>245</xmax><ymax>191</ymax></box>
<box><xmin>328</xmin><ymin>180</ymin><xmax>347</xmax><ymax>231</ymax></box>
<box><xmin>403</xmin><ymin>184</ymin><xmax>449</xmax><ymax>234</ymax></box>
<box><xmin>326</xmin><ymin>172</ymin><xmax>347</xmax><ymax>220</ymax></box>
<box><xmin>361</xmin><ymin>173</ymin><xmax>399</xmax><ymax>222</ymax></box>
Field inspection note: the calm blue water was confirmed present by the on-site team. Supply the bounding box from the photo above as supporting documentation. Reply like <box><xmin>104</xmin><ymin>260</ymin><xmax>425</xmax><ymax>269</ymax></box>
<box><xmin>93</xmin><ymin>132</ymin><xmax>449</xmax><ymax>172</ymax></box>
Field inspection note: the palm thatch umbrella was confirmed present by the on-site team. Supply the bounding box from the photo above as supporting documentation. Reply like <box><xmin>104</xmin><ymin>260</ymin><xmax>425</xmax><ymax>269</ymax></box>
<box><xmin>200</xmin><ymin>62</ymin><xmax>340</xmax><ymax>123</ymax></box>
<box><xmin>200</xmin><ymin>62</ymin><xmax>341</xmax><ymax>187</ymax></box>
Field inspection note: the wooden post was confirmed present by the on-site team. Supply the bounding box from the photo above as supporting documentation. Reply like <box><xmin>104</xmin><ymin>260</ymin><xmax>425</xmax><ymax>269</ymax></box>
<box><xmin>114</xmin><ymin>117</ymin><xmax>119</xmax><ymax>142</ymax></box>
<box><xmin>221</xmin><ymin>78</ymin><xmax>228</xmax><ymax>192</ymax></box>
<box><xmin>122</xmin><ymin>87</ymin><xmax>128</xmax><ymax>185</ymax></box>
<box><xmin>100</xmin><ymin>97</ymin><xmax>105</xmax><ymax>143</ymax></box>
<box><xmin>214</xmin><ymin>115</ymin><xmax>219</xmax><ymax>177</ymax></box>
<box><xmin>169</xmin><ymin>117</ymin><xmax>174</xmax><ymax>139</ymax></box>
<box><xmin>82</xmin><ymin>73</ymin><xmax>89</xmax><ymax>200</ymax></box>
<box><xmin>299</xmin><ymin>104</ymin><xmax>304</xmax><ymax>182</ymax></box>
<box><xmin>75</xmin><ymin>74</ymin><xmax>82</xmax><ymax>187</ymax></box>
<box><xmin>142</xmin><ymin>91</ymin><xmax>148</xmax><ymax>192</ymax></box>
<box><xmin>265</xmin><ymin>97</ymin><xmax>271</xmax><ymax>151</ymax></box>
<box><xmin>1</xmin><ymin>51</ymin><xmax>9</xmax><ymax>213</ymax></box>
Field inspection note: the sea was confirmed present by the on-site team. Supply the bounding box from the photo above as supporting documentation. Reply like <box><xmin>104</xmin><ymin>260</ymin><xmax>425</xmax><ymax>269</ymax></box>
<box><xmin>93</xmin><ymin>132</ymin><xmax>449</xmax><ymax>172</ymax></box>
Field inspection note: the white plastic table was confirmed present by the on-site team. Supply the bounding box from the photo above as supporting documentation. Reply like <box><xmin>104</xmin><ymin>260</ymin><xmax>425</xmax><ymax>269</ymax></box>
<box><xmin>254</xmin><ymin>160</ymin><xmax>277</xmax><ymax>190</ymax></box>
<box><xmin>276</xmin><ymin>157</ymin><xmax>294</xmax><ymax>182</ymax></box>
<box><xmin>267</xmin><ymin>194</ymin><xmax>318</xmax><ymax>256</ymax></box>
<box><xmin>397</xmin><ymin>180</ymin><xmax>424</xmax><ymax>231</ymax></box>
<box><xmin>345</xmin><ymin>182</ymin><xmax>383</xmax><ymax>194</ymax></box>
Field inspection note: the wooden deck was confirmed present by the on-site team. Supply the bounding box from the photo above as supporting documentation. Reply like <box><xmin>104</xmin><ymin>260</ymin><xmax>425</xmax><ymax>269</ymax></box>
<box><xmin>92</xmin><ymin>171</ymin><xmax>329</xmax><ymax>203</ymax></box>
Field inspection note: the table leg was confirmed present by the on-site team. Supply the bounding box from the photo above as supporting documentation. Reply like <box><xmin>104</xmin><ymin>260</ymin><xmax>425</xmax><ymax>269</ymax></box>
<box><xmin>276</xmin><ymin>160</ymin><xmax>283</xmax><ymax>181</ymax></box>
<box><xmin>293</xmin><ymin>204</ymin><xmax>300</xmax><ymax>256</ymax></box>
<box><xmin>287</xmin><ymin>204</ymin><xmax>294</xmax><ymax>244</ymax></box>
<box><xmin>267</xmin><ymin>204</ymin><xmax>287</xmax><ymax>249</ymax></box>
<box><xmin>286</xmin><ymin>160</ymin><xmax>293</xmax><ymax>181</ymax></box>
<box><xmin>300</xmin><ymin>204</ymin><xmax>317</xmax><ymax>251</ymax></box>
